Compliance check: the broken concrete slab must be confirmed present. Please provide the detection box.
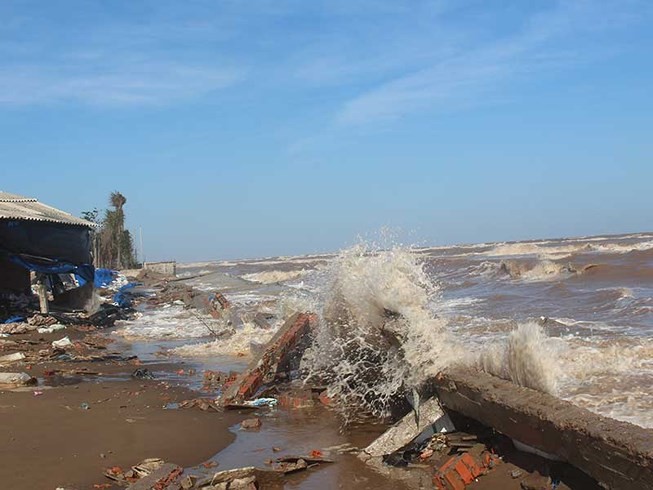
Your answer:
[126,462,182,489]
[221,312,316,404]
[0,351,26,363]
[433,367,653,490]
[361,396,455,459]
[195,467,283,488]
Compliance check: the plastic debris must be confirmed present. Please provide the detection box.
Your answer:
[0,352,26,363]
[233,398,277,408]
[52,337,73,349]
[37,324,66,334]
[131,368,155,380]
[81,402,90,410]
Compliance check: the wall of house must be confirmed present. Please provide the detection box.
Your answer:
[143,261,176,277]
[0,257,31,294]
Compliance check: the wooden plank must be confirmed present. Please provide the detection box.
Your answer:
[433,367,653,490]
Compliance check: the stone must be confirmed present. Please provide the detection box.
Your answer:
[240,418,262,430]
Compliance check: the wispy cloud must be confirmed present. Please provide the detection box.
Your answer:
[0,4,245,107]
[333,0,651,125]
[0,62,243,106]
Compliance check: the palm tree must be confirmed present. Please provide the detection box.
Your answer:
[109,192,126,268]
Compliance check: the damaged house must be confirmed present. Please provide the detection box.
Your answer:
[0,192,96,316]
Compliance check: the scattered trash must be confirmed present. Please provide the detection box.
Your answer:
[33,390,44,396]
[52,336,73,349]
[0,372,37,386]
[37,323,66,334]
[0,352,26,363]
[272,454,334,475]
[4,315,25,323]
[131,368,155,380]
[194,466,283,489]
[512,469,524,479]
[179,398,221,412]
[0,322,36,335]
[80,402,90,410]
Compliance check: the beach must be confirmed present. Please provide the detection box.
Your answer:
[0,231,651,489]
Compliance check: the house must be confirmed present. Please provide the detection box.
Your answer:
[0,192,96,314]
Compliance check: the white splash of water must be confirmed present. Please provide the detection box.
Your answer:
[478,322,564,394]
[301,242,567,419]
[241,269,309,284]
[169,321,275,357]
[302,243,465,418]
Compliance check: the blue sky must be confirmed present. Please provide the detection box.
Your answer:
[1,1,652,261]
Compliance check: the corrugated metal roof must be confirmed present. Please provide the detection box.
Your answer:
[0,192,96,228]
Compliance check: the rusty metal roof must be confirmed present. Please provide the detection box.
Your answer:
[0,192,96,228]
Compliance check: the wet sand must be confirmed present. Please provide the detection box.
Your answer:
[0,380,243,489]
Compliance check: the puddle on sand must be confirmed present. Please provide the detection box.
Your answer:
[207,406,419,490]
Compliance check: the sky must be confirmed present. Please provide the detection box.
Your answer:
[1,0,652,261]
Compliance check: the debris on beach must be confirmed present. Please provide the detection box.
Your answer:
[179,398,221,412]
[220,313,316,406]
[240,417,262,430]
[0,371,36,387]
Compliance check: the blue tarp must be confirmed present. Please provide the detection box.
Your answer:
[4,315,25,324]
[92,268,117,288]
[9,255,94,284]
[113,282,140,308]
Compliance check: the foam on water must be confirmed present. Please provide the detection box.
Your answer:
[169,321,275,358]
[113,304,225,339]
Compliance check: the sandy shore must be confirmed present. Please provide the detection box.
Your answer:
[0,380,243,489]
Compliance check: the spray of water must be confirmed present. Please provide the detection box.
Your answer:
[301,242,562,420]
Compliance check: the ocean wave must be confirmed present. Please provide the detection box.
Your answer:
[112,305,224,340]
[241,269,309,284]
[503,260,574,281]
[169,322,275,358]
[302,243,561,419]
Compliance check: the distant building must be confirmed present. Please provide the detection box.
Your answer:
[0,192,96,312]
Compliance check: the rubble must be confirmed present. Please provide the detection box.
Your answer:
[433,451,500,490]
[361,397,455,460]
[221,313,316,405]
[432,367,653,490]
[240,417,262,430]
[179,398,221,412]
[0,351,26,363]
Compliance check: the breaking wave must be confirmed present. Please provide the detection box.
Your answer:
[169,322,275,358]
[478,322,564,394]
[241,269,309,285]
[498,260,577,281]
[301,243,562,419]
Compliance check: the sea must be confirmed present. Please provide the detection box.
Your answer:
[108,231,653,487]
